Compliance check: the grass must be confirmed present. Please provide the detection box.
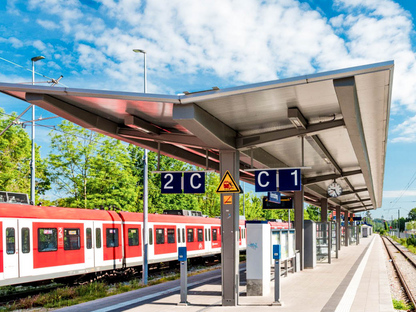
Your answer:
[0,264,221,311]
[392,298,414,310]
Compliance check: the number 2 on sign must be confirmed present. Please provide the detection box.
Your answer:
[291,170,298,186]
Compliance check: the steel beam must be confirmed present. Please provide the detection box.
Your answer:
[294,188,304,270]
[336,206,341,250]
[321,198,328,222]
[219,150,240,306]
[334,77,377,207]
[335,188,367,197]
[236,119,345,149]
[124,115,161,135]
[26,93,119,134]
[118,127,211,149]
[306,135,342,175]
[302,169,362,185]
[173,103,237,149]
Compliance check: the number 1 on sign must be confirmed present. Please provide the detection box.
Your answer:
[291,170,298,186]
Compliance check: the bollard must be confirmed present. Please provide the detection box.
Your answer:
[272,244,283,306]
[178,247,189,306]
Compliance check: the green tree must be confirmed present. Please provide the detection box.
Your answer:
[0,108,50,201]
[305,205,320,222]
[408,208,416,220]
[48,121,138,210]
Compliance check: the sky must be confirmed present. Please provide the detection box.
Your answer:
[1,0,416,219]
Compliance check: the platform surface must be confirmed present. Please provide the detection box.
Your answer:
[57,234,394,312]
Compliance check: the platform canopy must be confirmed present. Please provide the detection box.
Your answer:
[0,61,394,213]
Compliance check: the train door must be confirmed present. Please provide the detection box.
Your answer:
[85,222,94,269]
[3,219,18,279]
[93,223,103,267]
[18,219,33,278]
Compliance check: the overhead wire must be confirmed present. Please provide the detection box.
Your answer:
[0,111,120,147]
[0,56,68,87]
[388,170,416,209]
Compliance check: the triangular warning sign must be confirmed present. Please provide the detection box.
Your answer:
[216,170,241,193]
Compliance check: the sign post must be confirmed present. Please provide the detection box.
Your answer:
[272,244,282,306]
[178,247,188,306]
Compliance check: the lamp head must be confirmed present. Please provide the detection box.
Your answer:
[133,49,146,54]
[31,56,45,62]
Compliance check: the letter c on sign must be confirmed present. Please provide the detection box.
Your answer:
[258,171,270,188]
[190,173,201,189]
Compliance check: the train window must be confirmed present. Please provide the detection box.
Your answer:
[64,228,81,250]
[96,228,102,249]
[38,228,58,252]
[128,228,139,246]
[149,229,153,245]
[208,229,211,241]
[86,228,92,249]
[106,228,119,247]
[197,229,203,242]
[177,228,181,243]
[187,229,194,242]
[212,229,217,241]
[156,228,165,244]
[182,229,185,243]
[205,229,207,241]
[167,229,175,244]
[6,228,15,254]
[22,227,30,253]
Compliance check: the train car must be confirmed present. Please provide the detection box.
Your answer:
[0,203,123,286]
[0,203,247,287]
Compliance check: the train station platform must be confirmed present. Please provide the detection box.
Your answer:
[57,234,393,312]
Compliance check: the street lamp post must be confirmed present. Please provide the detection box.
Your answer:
[133,49,148,285]
[30,56,45,205]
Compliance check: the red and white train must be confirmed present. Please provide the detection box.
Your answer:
[0,203,249,286]
[0,203,292,286]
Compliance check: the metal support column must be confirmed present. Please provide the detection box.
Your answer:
[219,150,240,306]
[294,188,304,270]
[320,198,328,222]
[336,206,341,251]
[345,211,349,247]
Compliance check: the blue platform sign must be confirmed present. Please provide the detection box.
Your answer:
[268,191,281,204]
[273,244,281,260]
[184,172,205,193]
[278,168,301,191]
[161,172,182,193]
[178,246,187,261]
[255,170,277,192]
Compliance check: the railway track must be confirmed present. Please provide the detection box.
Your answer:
[382,236,416,309]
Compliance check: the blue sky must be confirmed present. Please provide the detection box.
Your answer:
[1,0,416,219]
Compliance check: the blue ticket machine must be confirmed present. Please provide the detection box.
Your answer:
[273,244,282,305]
[178,247,188,305]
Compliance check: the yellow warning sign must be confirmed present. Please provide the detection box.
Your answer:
[223,195,233,205]
[216,170,241,193]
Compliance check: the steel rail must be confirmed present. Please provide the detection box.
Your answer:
[382,236,416,308]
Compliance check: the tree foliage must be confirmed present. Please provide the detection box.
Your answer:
[0,108,50,201]
[48,121,138,210]
[409,208,416,220]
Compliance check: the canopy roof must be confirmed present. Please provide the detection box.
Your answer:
[0,61,394,212]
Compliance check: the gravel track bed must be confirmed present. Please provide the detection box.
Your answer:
[383,236,416,309]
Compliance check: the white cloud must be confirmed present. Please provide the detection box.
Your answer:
[383,190,416,198]
[36,19,59,30]
[17,0,416,143]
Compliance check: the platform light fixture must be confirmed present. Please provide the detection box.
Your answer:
[288,107,307,129]
[30,55,45,205]
[133,48,149,286]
